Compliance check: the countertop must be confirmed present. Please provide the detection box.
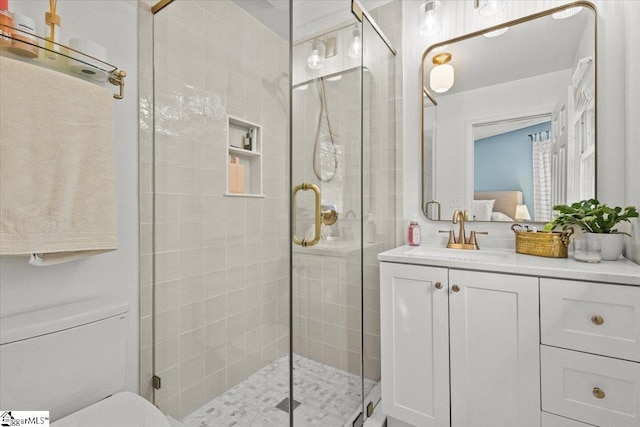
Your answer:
[378,245,640,286]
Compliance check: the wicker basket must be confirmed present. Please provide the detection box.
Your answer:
[511,224,574,258]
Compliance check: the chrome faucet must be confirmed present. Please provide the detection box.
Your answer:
[439,209,487,250]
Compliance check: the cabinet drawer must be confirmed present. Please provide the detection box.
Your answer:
[541,345,640,427]
[541,411,595,426]
[540,279,640,362]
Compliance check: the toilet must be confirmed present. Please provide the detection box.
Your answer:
[0,298,169,426]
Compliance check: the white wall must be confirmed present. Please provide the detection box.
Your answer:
[0,0,139,392]
[623,1,640,264]
[402,0,635,253]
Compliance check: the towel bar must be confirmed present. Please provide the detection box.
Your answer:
[0,23,126,100]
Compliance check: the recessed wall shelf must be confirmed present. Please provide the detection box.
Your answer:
[229,146,261,157]
[0,24,126,99]
[225,115,264,197]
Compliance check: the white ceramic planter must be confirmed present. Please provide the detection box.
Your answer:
[585,233,624,261]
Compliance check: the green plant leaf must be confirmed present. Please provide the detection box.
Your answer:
[546,199,638,235]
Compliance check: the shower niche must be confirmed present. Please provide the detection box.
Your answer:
[225,115,263,197]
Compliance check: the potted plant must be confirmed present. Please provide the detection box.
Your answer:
[544,199,638,260]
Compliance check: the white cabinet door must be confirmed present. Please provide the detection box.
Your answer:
[380,262,449,427]
[449,270,540,427]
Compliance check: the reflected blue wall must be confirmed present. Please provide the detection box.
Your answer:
[474,122,551,217]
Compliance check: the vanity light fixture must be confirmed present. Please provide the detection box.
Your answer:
[515,204,532,222]
[307,39,326,70]
[552,6,583,20]
[430,52,454,93]
[475,0,506,17]
[483,27,509,38]
[419,0,442,37]
[348,27,362,59]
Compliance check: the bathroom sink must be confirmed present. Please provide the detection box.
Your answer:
[405,246,510,262]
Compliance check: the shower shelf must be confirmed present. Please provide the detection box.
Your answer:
[0,24,126,99]
[225,115,263,197]
[229,146,260,157]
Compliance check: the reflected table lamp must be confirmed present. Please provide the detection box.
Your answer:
[515,204,531,222]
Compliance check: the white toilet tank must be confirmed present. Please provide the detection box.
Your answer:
[0,298,129,421]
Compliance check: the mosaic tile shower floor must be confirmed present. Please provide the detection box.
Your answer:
[182,354,376,427]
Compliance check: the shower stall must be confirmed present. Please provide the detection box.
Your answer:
[140,1,398,425]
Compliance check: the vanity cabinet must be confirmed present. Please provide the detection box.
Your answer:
[380,264,540,427]
[379,246,640,427]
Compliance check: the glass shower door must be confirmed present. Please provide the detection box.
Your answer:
[290,14,366,427]
[360,9,397,415]
[289,74,367,423]
[290,1,396,424]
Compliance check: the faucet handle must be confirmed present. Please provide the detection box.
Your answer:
[439,230,455,245]
[468,231,488,248]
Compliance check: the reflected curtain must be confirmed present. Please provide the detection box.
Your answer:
[532,132,551,221]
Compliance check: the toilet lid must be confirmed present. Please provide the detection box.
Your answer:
[51,392,169,427]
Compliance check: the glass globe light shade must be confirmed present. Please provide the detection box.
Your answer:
[348,28,361,59]
[477,0,506,17]
[430,63,454,93]
[307,40,326,70]
[419,0,442,37]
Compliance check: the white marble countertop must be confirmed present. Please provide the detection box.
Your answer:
[378,245,640,286]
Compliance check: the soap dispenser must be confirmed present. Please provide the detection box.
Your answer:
[408,214,421,246]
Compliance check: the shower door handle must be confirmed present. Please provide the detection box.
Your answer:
[292,182,321,247]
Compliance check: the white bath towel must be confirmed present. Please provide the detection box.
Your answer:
[0,56,118,264]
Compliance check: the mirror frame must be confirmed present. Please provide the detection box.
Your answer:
[421,1,597,222]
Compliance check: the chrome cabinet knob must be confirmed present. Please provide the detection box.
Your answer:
[435,282,443,289]
[452,284,460,292]
[591,315,604,326]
